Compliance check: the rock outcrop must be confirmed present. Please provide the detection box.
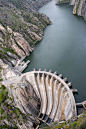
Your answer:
[0,1,52,127]
[55,0,86,21]
[13,32,32,56]
[0,59,40,129]
[73,0,86,21]
[0,0,52,66]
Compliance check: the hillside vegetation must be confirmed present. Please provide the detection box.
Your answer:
[0,0,51,66]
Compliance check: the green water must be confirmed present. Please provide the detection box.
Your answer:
[24,0,86,103]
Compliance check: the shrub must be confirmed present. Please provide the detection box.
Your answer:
[0,93,6,104]
[5,91,8,95]
[9,97,12,100]
[1,85,5,90]
[0,88,8,104]
[70,121,77,129]
[0,78,3,81]
[0,124,18,129]
[11,110,14,113]
[8,105,11,109]
[83,110,86,114]
[5,114,8,117]
[80,122,86,129]
[14,126,18,129]
[0,107,4,114]
[16,108,20,112]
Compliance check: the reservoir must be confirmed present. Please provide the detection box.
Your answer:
[24,0,86,103]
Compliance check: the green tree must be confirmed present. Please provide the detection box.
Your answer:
[1,85,5,90]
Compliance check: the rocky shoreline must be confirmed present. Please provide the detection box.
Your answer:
[0,59,40,129]
[55,0,86,21]
[0,0,52,128]
[0,0,52,67]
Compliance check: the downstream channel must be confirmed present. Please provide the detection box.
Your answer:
[24,0,86,103]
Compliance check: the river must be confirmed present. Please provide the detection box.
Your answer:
[24,0,86,103]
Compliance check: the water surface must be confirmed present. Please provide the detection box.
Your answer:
[24,0,86,103]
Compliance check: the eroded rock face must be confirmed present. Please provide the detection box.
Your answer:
[0,0,52,128]
[0,24,7,35]
[0,59,8,69]
[7,26,13,33]
[27,30,42,41]
[0,60,40,128]
[73,0,86,21]
[55,0,86,21]
[13,32,32,56]
[0,3,51,65]
[0,24,32,58]
[4,76,40,116]
[0,59,21,80]
[10,36,25,57]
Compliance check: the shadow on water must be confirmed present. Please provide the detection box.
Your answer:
[74,14,86,21]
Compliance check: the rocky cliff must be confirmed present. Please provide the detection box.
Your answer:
[0,0,51,66]
[0,0,52,128]
[0,59,41,128]
[73,0,86,21]
[55,0,86,21]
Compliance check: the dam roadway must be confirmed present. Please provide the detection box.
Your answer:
[24,0,86,103]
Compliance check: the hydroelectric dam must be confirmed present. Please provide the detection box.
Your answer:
[24,69,77,125]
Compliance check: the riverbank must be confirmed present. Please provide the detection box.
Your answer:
[0,0,52,128]
[0,0,52,66]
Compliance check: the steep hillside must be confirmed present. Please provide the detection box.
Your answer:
[43,110,86,129]
[0,1,52,128]
[0,59,40,129]
[0,0,51,66]
[0,0,51,12]
[73,0,86,21]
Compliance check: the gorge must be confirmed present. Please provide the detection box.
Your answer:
[24,0,86,104]
[0,0,86,128]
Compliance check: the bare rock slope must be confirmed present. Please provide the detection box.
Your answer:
[0,0,51,65]
[55,0,86,21]
[0,59,40,129]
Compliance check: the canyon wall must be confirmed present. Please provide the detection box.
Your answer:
[0,0,51,66]
[55,0,86,21]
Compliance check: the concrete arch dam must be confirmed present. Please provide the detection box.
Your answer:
[23,69,77,124]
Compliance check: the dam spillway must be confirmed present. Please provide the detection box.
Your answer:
[24,69,77,124]
[24,0,86,104]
